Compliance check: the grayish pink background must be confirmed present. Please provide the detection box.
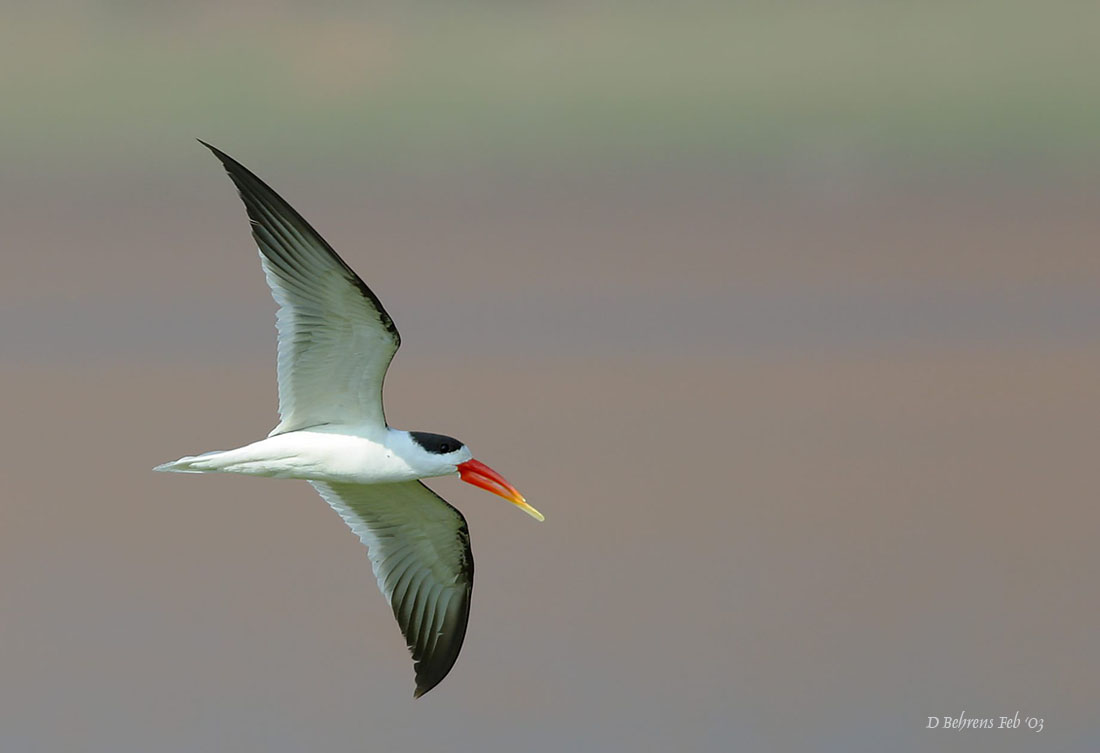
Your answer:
[2,4,1098,751]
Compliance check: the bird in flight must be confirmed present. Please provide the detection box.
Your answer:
[156,141,544,698]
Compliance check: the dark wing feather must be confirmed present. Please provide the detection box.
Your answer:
[309,480,474,698]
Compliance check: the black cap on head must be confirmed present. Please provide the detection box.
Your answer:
[409,432,464,455]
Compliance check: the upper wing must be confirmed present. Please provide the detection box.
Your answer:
[201,141,401,434]
[309,480,474,698]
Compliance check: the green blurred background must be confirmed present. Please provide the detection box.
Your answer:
[5,0,1100,176]
[2,3,1098,752]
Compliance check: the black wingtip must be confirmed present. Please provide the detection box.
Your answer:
[196,140,242,174]
[412,675,439,699]
[196,138,219,157]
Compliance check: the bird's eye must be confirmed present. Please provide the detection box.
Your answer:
[440,443,452,453]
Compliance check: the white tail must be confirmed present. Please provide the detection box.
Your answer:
[153,450,230,474]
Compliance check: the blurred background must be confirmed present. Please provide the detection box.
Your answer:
[2,2,1098,751]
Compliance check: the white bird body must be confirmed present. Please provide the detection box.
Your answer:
[158,426,472,484]
[156,142,542,698]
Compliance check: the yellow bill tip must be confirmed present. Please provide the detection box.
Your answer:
[516,498,546,522]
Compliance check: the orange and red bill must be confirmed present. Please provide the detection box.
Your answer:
[457,459,544,521]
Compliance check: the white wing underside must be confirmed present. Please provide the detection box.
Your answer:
[203,142,401,435]
[263,253,397,434]
[310,480,473,698]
